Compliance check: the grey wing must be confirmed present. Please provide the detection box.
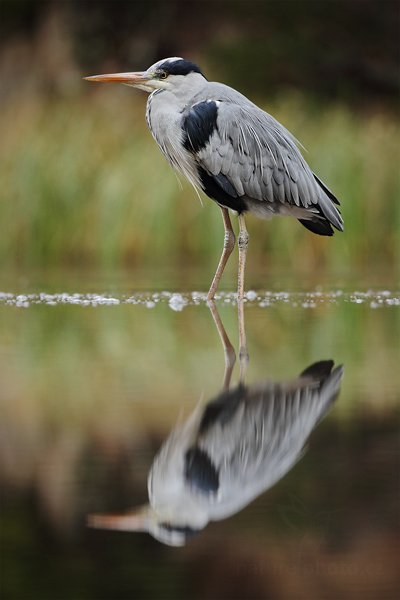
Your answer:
[184,99,343,231]
[199,362,344,520]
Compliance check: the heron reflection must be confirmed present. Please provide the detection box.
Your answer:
[88,302,343,546]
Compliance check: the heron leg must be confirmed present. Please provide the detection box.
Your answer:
[237,214,249,375]
[207,207,236,301]
[238,298,249,381]
[208,299,236,390]
[237,214,249,302]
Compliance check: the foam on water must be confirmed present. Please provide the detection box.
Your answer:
[0,290,399,310]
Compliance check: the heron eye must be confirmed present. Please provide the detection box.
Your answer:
[158,71,168,80]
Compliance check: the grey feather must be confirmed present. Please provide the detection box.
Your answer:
[144,63,343,233]
[290,178,300,206]
[188,93,342,227]
[148,361,344,533]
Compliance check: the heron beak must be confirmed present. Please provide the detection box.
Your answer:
[84,71,151,86]
[87,506,150,531]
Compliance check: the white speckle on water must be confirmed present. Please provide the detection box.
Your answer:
[258,301,270,308]
[191,291,207,304]
[168,293,187,312]
[386,297,400,306]
[246,290,258,301]
[301,302,317,308]
[0,289,399,309]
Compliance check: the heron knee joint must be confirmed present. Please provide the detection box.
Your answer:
[238,231,249,249]
[224,230,236,250]
[239,347,249,365]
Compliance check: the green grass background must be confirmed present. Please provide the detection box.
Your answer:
[1,89,399,278]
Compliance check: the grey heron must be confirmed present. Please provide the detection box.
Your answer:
[85,57,344,299]
[88,359,343,546]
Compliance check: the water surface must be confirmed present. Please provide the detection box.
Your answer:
[0,273,399,599]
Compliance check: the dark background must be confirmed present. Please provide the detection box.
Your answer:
[1,0,399,104]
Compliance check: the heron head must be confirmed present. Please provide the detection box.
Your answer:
[84,57,205,94]
[87,503,203,547]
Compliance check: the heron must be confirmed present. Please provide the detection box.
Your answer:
[85,57,344,300]
[88,359,343,546]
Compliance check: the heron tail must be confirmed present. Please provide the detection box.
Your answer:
[298,173,344,236]
[298,217,335,236]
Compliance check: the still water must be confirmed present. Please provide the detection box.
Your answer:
[0,274,399,600]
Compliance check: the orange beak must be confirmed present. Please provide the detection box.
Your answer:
[87,507,150,532]
[84,71,151,85]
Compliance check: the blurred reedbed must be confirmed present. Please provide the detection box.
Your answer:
[0,90,399,275]
[1,1,399,278]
